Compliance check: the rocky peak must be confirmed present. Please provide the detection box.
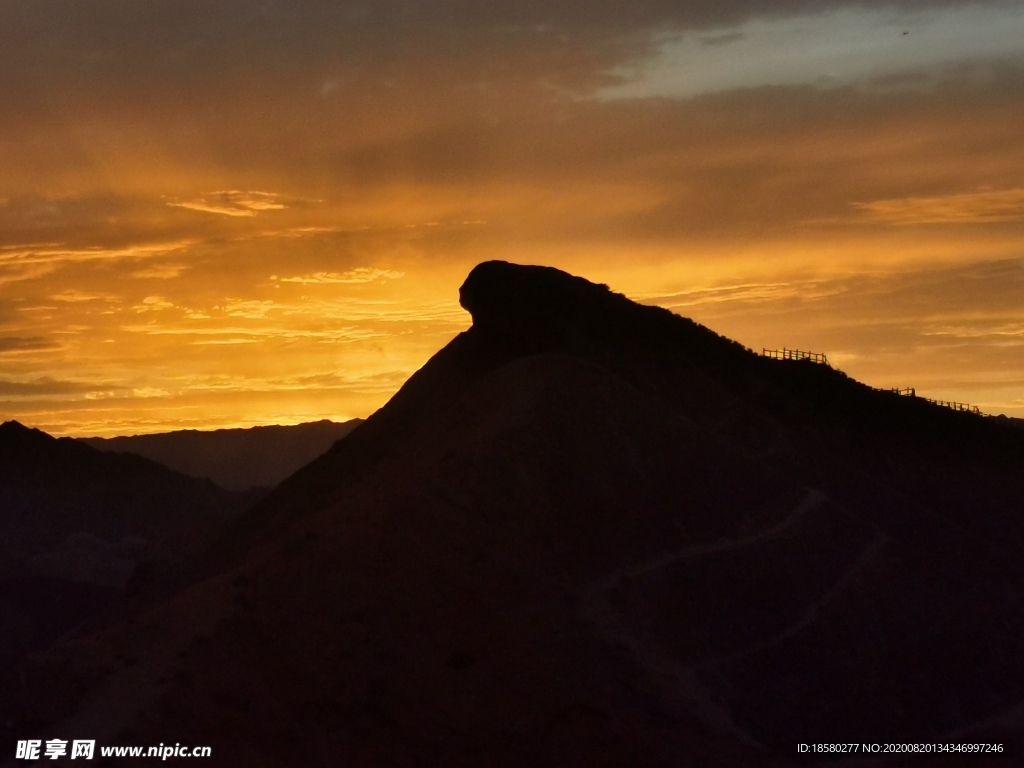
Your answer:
[458,260,624,344]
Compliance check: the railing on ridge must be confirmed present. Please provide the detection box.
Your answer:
[762,347,984,415]
[890,387,982,415]
[761,348,831,367]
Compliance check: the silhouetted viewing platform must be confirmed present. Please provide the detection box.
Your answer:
[762,347,831,367]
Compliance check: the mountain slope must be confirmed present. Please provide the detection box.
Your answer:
[0,421,242,558]
[80,419,363,491]
[12,262,1024,766]
[0,421,248,698]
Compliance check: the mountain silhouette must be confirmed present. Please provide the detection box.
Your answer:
[0,421,249,700]
[10,262,1024,766]
[0,421,243,559]
[80,419,363,491]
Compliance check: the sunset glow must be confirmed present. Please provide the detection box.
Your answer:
[3,0,1024,435]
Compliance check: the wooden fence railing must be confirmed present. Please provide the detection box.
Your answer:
[761,348,831,367]
[763,347,984,415]
[890,387,982,415]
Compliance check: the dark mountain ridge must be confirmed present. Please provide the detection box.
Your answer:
[0,420,241,556]
[0,420,251,707]
[80,419,363,491]
[10,261,1024,766]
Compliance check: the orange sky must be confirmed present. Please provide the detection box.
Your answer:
[2,0,1024,435]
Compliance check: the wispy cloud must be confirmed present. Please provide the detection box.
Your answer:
[0,241,191,267]
[922,321,1024,341]
[273,268,405,285]
[120,324,388,344]
[260,226,343,239]
[273,296,466,326]
[121,292,464,329]
[167,191,286,217]
[50,289,118,303]
[159,369,412,396]
[132,263,188,279]
[853,188,1024,225]
[0,376,117,398]
[640,280,838,309]
[221,299,277,319]
[132,296,176,312]
[279,369,410,395]
[0,336,61,353]
[0,242,192,286]
[700,31,745,47]
[51,325,92,335]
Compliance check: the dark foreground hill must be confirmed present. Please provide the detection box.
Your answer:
[0,421,244,566]
[80,419,363,491]
[0,421,247,693]
[10,262,1024,766]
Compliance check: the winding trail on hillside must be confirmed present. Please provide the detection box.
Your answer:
[577,487,889,745]
[690,532,889,672]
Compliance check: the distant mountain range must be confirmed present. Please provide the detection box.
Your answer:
[10,262,1024,766]
[80,419,363,491]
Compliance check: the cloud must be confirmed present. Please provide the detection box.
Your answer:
[222,299,277,319]
[272,296,466,326]
[852,188,1024,225]
[922,322,1024,341]
[133,296,176,312]
[596,3,1024,100]
[700,31,746,47]
[120,323,388,344]
[167,191,286,217]
[131,387,173,398]
[273,268,406,285]
[0,241,191,268]
[52,325,92,335]
[650,258,1024,394]
[281,369,411,394]
[640,280,839,309]
[132,263,188,279]
[0,336,60,353]
[260,226,342,239]
[0,376,107,397]
[50,289,119,303]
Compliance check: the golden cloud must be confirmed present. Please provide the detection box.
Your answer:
[50,289,119,303]
[167,191,286,217]
[640,280,841,309]
[0,241,191,285]
[120,323,388,344]
[852,188,1024,225]
[0,336,61,354]
[133,296,176,312]
[222,299,277,319]
[132,263,189,279]
[274,268,405,285]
